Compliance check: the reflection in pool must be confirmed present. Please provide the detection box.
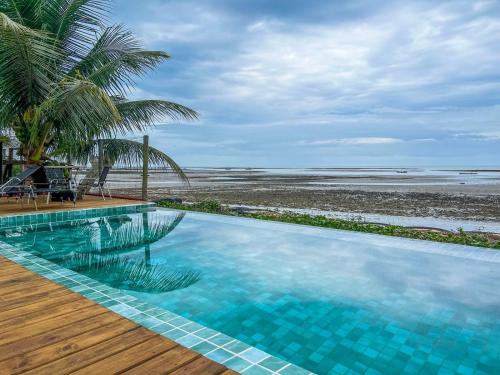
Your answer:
[2,208,500,374]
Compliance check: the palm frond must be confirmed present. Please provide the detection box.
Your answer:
[115,99,198,132]
[0,0,39,26]
[55,138,189,182]
[39,0,109,61]
[72,25,169,95]
[34,78,122,142]
[0,11,59,116]
[61,252,201,293]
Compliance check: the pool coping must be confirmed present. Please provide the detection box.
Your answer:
[0,204,314,375]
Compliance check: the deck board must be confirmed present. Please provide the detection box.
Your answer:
[0,196,143,216]
[0,257,237,375]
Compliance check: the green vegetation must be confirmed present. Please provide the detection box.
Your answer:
[0,0,196,179]
[158,199,500,249]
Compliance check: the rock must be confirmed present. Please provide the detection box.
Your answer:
[156,197,183,204]
[231,206,253,214]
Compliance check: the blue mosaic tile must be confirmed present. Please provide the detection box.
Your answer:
[225,356,254,372]
[259,356,291,372]
[278,364,311,375]
[242,365,274,375]
[224,340,253,355]
[210,333,236,346]
[191,340,219,355]
[194,327,220,340]
[176,334,204,348]
[240,347,271,363]
[150,323,175,335]
[205,348,235,363]
[164,328,189,340]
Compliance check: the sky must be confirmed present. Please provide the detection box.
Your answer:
[114,0,500,168]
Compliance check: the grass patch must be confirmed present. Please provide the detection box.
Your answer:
[157,199,500,250]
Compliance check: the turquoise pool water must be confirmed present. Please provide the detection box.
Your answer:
[1,208,499,374]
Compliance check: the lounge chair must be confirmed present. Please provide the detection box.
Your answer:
[0,166,40,195]
[75,166,112,201]
[0,166,41,207]
[94,166,112,200]
[35,167,77,205]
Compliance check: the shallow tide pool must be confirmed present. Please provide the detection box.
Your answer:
[2,208,499,374]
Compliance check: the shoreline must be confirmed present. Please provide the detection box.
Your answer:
[224,204,500,233]
[103,167,500,229]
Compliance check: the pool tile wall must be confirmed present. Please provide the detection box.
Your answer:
[0,203,156,229]
[0,205,313,375]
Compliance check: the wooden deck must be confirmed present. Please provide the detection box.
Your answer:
[0,257,237,375]
[0,195,143,216]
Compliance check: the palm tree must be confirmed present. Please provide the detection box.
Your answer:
[0,1,196,179]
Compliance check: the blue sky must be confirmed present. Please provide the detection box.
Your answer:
[115,0,500,168]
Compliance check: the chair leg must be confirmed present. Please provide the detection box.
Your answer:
[46,193,50,204]
[100,186,105,200]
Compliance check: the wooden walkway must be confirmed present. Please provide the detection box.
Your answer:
[0,257,237,375]
[0,196,143,216]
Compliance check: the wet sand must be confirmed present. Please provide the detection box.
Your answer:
[106,168,500,222]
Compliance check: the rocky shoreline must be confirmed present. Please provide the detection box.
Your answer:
[105,168,500,222]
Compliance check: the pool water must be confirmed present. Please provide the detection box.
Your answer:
[2,209,499,374]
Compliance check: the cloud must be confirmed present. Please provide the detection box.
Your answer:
[299,137,402,146]
[114,0,500,167]
[453,131,500,141]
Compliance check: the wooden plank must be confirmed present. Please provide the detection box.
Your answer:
[0,271,36,282]
[72,335,177,374]
[0,293,81,322]
[169,356,228,375]
[124,345,201,375]
[24,327,156,374]
[0,272,45,285]
[0,196,143,216]
[0,282,65,302]
[0,297,96,332]
[0,288,72,312]
[0,278,52,296]
[0,305,107,346]
[0,268,33,278]
[0,264,30,275]
[0,311,121,362]
[0,318,137,374]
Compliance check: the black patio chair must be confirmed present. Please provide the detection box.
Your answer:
[0,166,41,195]
[94,166,112,200]
[0,166,41,207]
[33,167,77,206]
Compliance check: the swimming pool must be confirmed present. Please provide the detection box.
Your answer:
[1,207,499,374]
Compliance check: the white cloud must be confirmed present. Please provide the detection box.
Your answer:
[115,0,500,167]
[299,137,402,146]
[173,0,500,134]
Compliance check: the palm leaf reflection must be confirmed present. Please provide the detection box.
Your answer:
[94,212,185,253]
[47,211,186,255]
[61,253,200,293]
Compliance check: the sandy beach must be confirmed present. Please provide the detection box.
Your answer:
[105,167,500,225]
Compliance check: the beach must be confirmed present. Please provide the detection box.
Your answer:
[105,167,500,230]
